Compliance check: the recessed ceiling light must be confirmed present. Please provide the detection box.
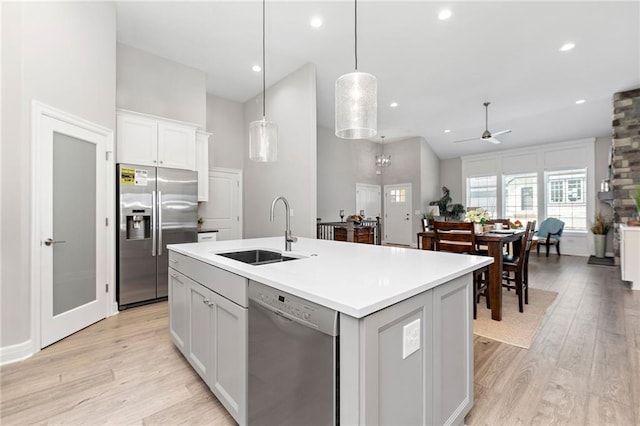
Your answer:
[252,65,261,72]
[390,102,398,108]
[444,129,451,133]
[575,99,586,104]
[438,9,452,20]
[310,17,323,28]
[559,42,575,52]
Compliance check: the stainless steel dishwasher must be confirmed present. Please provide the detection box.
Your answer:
[248,280,339,426]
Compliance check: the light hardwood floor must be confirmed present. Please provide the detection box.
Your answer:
[1,254,638,425]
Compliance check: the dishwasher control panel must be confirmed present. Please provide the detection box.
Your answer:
[248,280,338,336]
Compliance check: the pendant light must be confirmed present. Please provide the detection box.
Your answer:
[335,0,377,139]
[249,0,278,162]
[375,135,391,167]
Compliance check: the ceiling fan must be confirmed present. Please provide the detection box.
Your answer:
[453,102,511,144]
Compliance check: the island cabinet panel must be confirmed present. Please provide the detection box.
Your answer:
[168,251,248,425]
[340,274,472,426]
[168,269,189,355]
[432,275,473,425]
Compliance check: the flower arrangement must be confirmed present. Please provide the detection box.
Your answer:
[590,212,612,235]
[347,214,363,224]
[509,219,523,229]
[465,208,490,224]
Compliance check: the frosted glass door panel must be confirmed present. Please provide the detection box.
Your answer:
[52,132,96,316]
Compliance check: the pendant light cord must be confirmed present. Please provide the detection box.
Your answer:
[262,0,266,119]
[354,0,358,71]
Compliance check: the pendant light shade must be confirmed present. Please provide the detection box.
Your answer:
[249,0,277,162]
[249,118,278,161]
[335,0,377,140]
[335,72,377,139]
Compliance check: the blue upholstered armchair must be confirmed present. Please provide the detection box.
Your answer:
[533,218,565,257]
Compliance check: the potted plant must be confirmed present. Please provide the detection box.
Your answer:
[590,212,611,258]
[197,216,204,231]
[465,208,490,234]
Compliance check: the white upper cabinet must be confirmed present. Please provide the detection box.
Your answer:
[117,110,198,171]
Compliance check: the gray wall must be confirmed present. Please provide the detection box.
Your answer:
[117,43,206,128]
[1,2,116,348]
[421,138,442,215]
[317,126,380,222]
[439,157,463,204]
[206,94,244,170]
[242,64,317,239]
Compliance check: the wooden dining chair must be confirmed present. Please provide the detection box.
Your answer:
[501,221,535,312]
[433,221,490,319]
[486,218,510,229]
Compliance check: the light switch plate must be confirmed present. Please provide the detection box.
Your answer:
[402,318,421,359]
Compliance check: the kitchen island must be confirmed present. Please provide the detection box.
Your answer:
[167,237,492,425]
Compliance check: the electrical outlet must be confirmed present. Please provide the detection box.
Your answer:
[402,318,421,359]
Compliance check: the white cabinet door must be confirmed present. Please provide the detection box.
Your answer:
[187,281,212,381]
[116,113,157,167]
[196,131,211,201]
[210,291,247,425]
[168,268,189,355]
[158,122,196,170]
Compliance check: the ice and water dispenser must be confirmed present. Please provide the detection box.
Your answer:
[125,208,151,240]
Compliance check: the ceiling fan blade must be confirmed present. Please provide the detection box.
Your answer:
[482,136,502,144]
[453,137,481,144]
[491,129,512,137]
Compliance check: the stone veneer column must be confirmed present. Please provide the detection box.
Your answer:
[612,88,640,258]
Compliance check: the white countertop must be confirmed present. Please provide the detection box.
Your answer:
[167,237,493,318]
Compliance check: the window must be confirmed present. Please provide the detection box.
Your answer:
[389,189,406,203]
[466,176,497,218]
[546,169,587,230]
[503,173,537,223]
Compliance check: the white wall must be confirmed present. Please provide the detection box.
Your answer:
[420,138,442,215]
[317,126,380,222]
[117,43,206,128]
[206,94,244,170]
[439,157,463,204]
[242,64,317,239]
[1,2,116,350]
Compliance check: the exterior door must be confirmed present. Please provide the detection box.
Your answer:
[384,183,413,245]
[356,183,381,219]
[200,168,242,241]
[38,110,108,348]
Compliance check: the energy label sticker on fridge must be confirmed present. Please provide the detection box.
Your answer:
[120,168,135,185]
[134,169,148,186]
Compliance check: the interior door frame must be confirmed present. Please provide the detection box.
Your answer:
[30,101,115,355]
[383,182,413,246]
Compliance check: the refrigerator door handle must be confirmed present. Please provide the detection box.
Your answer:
[151,190,157,257]
[158,191,163,256]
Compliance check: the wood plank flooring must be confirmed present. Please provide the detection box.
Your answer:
[1,254,638,425]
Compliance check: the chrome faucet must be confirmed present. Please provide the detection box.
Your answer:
[270,196,297,251]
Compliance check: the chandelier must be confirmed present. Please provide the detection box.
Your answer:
[375,135,391,167]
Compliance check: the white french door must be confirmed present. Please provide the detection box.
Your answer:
[36,104,109,348]
[356,183,381,219]
[384,183,413,245]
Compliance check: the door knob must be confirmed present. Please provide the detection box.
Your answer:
[44,238,66,246]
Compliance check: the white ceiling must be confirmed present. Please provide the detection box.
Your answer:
[116,1,640,159]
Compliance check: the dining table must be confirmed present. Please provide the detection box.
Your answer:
[417,228,526,321]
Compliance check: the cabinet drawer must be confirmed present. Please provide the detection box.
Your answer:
[169,251,248,307]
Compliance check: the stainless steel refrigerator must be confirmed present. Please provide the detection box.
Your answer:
[117,163,197,309]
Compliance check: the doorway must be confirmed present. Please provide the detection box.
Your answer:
[200,168,243,241]
[355,183,381,220]
[384,183,413,245]
[33,102,113,348]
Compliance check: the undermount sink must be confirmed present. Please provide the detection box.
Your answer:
[217,249,300,266]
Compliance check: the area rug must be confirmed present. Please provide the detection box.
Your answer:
[587,255,615,266]
[473,288,558,349]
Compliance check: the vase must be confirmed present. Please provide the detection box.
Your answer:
[474,223,483,234]
[593,234,606,258]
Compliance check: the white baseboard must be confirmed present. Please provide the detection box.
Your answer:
[0,339,37,366]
